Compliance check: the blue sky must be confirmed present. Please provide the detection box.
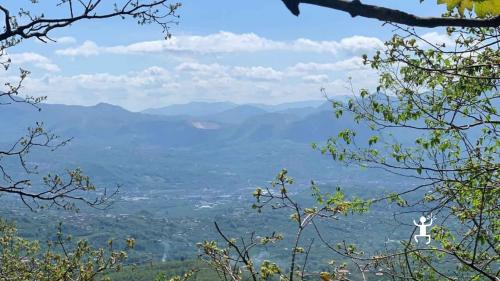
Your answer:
[4,1,450,111]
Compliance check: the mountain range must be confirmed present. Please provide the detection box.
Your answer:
[4,99,367,146]
[2,99,409,195]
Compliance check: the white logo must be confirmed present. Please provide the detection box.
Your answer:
[413,214,433,244]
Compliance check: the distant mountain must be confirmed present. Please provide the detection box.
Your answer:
[204,105,268,124]
[1,100,377,146]
[1,102,224,147]
[251,100,326,112]
[142,102,237,117]
[227,112,297,142]
[142,100,329,118]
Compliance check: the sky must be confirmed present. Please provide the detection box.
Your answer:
[3,1,451,112]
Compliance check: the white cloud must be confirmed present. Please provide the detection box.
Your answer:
[232,66,284,81]
[288,57,366,74]
[16,57,378,111]
[15,66,177,109]
[109,32,283,54]
[55,40,99,56]
[17,31,387,111]
[291,36,383,54]
[302,74,329,83]
[56,31,384,56]
[56,66,171,90]
[35,36,77,45]
[419,32,455,47]
[55,36,77,44]
[8,52,60,72]
[176,63,284,81]
[176,62,228,77]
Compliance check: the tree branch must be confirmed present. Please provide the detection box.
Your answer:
[0,1,180,42]
[281,0,500,28]
[0,5,11,34]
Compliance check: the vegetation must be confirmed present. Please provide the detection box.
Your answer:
[0,219,131,281]
[105,260,217,281]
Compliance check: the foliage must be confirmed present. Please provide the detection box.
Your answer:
[0,219,133,281]
[437,0,500,17]
[104,260,218,281]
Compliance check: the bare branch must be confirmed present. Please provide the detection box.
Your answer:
[281,0,500,28]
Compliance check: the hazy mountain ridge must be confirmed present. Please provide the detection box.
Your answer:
[141,100,327,117]
[3,100,350,146]
[2,99,411,194]
[142,101,238,117]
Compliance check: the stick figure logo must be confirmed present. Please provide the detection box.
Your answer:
[413,214,433,244]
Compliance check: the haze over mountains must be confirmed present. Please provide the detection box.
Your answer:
[3,98,389,194]
[4,97,428,186]
[1,99,418,263]
[142,100,327,117]
[4,99,365,146]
